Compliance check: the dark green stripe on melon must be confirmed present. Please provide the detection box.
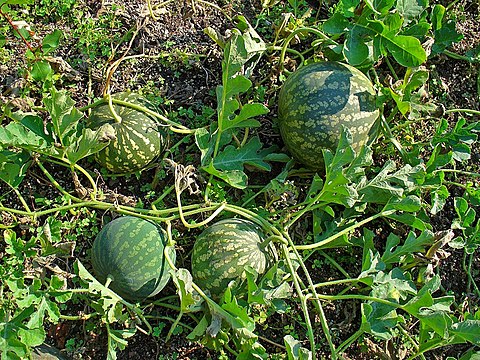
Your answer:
[278,61,379,169]
[191,218,276,298]
[91,216,175,302]
[88,92,165,173]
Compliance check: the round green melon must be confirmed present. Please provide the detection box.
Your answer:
[88,92,165,173]
[278,61,379,169]
[91,216,175,302]
[191,218,276,297]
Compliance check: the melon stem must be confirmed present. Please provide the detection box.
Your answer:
[106,94,123,123]
[105,275,114,288]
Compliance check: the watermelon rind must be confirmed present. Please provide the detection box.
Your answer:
[87,92,165,173]
[191,218,276,297]
[91,216,175,302]
[278,61,379,169]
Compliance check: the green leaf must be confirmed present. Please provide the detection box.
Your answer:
[202,161,247,189]
[232,15,267,78]
[19,113,55,143]
[42,29,63,54]
[385,211,429,230]
[383,34,427,67]
[344,20,427,66]
[206,26,270,187]
[370,0,395,15]
[284,335,312,360]
[222,103,267,131]
[172,269,203,313]
[431,185,449,215]
[403,69,429,98]
[17,326,45,348]
[386,195,422,212]
[418,308,454,338]
[430,4,445,31]
[75,261,125,323]
[344,25,373,66]
[107,327,136,360]
[358,161,424,204]
[195,127,214,165]
[221,292,255,333]
[66,125,111,164]
[323,12,351,35]
[214,137,273,172]
[432,20,463,55]
[396,0,428,24]
[361,302,402,340]
[381,230,435,265]
[337,0,361,17]
[43,88,83,147]
[30,60,53,82]
[0,150,31,188]
[0,121,52,152]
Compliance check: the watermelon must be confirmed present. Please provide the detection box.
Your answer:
[278,61,379,169]
[91,216,175,302]
[87,92,165,173]
[191,218,276,297]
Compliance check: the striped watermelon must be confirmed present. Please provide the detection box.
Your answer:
[278,61,379,169]
[87,92,165,173]
[91,216,175,302]
[191,218,276,297]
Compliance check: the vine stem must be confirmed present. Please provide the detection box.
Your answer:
[11,186,32,214]
[78,98,194,133]
[444,108,480,116]
[106,93,122,123]
[175,182,226,228]
[280,243,318,357]
[47,158,99,196]
[308,278,360,290]
[313,294,403,309]
[278,27,339,71]
[463,251,480,298]
[282,231,337,358]
[318,250,351,278]
[60,313,96,321]
[335,329,363,357]
[0,8,34,51]
[434,168,480,178]
[295,210,395,251]
[443,49,476,63]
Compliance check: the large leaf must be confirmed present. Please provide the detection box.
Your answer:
[0,150,31,188]
[66,125,112,164]
[396,0,428,24]
[450,321,480,345]
[43,88,83,147]
[198,21,271,188]
[381,230,435,265]
[213,137,273,172]
[357,161,425,204]
[202,161,247,189]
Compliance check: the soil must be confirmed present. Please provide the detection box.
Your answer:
[1,0,480,359]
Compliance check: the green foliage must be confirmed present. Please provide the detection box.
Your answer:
[1,1,479,359]
[196,18,283,189]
